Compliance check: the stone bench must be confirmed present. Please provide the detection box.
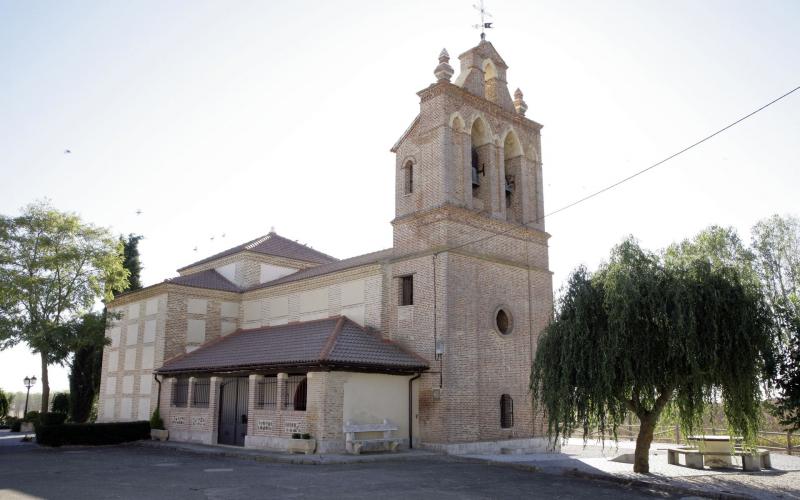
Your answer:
[343,419,400,455]
[668,446,772,471]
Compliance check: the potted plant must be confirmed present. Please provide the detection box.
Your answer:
[20,411,39,433]
[150,408,168,441]
[288,432,316,454]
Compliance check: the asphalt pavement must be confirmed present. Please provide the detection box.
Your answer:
[0,431,672,500]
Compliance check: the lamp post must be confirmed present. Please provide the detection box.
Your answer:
[23,376,37,416]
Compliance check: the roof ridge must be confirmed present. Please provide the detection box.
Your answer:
[243,233,273,250]
[319,316,346,361]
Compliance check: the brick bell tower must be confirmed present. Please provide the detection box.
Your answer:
[388,41,553,451]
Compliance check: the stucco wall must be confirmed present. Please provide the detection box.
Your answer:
[342,372,416,444]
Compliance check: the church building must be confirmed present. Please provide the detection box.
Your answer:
[98,39,554,454]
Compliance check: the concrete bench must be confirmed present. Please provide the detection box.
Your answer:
[668,447,772,471]
[343,419,400,455]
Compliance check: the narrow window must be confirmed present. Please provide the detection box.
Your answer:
[500,394,514,428]
[504,175,514,208]
[257,376,277,409]
[404,162,414,194]
[400,275,414,306]
[283,375,307,412]
[172,377,188,408]
[471,147,481,188]
[192,378,210,408]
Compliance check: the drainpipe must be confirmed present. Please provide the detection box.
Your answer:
[153,373,162,412]
[408,372,421,449]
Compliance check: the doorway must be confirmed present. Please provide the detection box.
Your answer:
[217,377,249,446]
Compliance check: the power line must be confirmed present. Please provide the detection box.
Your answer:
[437,84,800,256]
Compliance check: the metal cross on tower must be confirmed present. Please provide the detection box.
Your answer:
[472,0,493,40]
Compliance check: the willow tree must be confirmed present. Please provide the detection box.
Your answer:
[531,234,776,473]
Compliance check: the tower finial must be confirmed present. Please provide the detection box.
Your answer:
[472,1,494,41]
[513,88,528,116]
[434,48,454,83]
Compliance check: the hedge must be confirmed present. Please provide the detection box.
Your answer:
[36,421,150,447]
[39,412,67,426]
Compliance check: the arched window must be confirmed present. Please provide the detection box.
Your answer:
[284,375,307,412]
[502,131,523,222]
[403,161,414,195]
[470,117,491,209]
[293,378,307,411]
[500,394,514,428]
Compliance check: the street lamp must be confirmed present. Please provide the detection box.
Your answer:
[23,376,37,416]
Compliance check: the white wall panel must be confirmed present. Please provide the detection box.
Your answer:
[141,346,155,370]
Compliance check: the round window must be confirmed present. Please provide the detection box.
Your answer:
[495,307,512,335]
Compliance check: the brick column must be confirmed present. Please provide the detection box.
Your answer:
[188,377,196,408]
[277,373,287,411]
[163,378,175,427]
[209,377,221,444]
[277,373,287,435]
[248,374,263,436]
[305,372,322,441]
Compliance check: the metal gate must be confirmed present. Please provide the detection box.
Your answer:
[218,377,249,446]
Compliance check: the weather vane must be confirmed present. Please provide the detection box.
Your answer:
[472,0,493,40]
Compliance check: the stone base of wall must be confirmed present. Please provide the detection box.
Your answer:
[420,437,557,455]
[244,435,291,451]
[169,430,214,445]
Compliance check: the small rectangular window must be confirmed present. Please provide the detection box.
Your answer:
[172,377,188,408]
[256,376,278,409]
[192,378,210,408]
[400,275,414,306]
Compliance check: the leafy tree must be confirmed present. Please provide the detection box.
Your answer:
[121,234,143,291]
[752,215,800,430]
[0,389,12,418]
[67,312,108,422]
[531,234,776,473]
[0,201,129,413]
[51,392,70,414]
[68,234,142,422]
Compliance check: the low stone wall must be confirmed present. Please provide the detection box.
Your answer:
[166,408,214,445]
[421,437,557,455]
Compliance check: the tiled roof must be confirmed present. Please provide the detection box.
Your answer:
[177,232,338,272]
[157,316,428,375]
[246,248,393,291]
[166,269,241,293]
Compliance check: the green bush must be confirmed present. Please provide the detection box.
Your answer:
[149,408,164,430]
[35,421,151,447]
[10,418,22,432]
[0,388,12,417]
[40,412,67,426]
[51,393,70,415]
[0,416,18,430]
[24,411,40,423]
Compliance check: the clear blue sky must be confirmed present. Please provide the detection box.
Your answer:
[1,0,798,393]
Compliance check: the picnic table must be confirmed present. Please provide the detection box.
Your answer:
[687,435,738,466]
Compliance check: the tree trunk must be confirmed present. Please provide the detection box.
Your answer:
[634,414,656,473]
[40,353,50,413]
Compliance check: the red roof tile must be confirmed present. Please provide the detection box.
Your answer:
[177,232,338,272]
[156,316,428,375]
[166,269,240,292]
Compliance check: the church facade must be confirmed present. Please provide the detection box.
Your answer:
[98,40,553,454]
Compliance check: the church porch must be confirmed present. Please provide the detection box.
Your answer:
[155,316,428,453]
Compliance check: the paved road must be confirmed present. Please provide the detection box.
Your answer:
[0,434,674,499]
